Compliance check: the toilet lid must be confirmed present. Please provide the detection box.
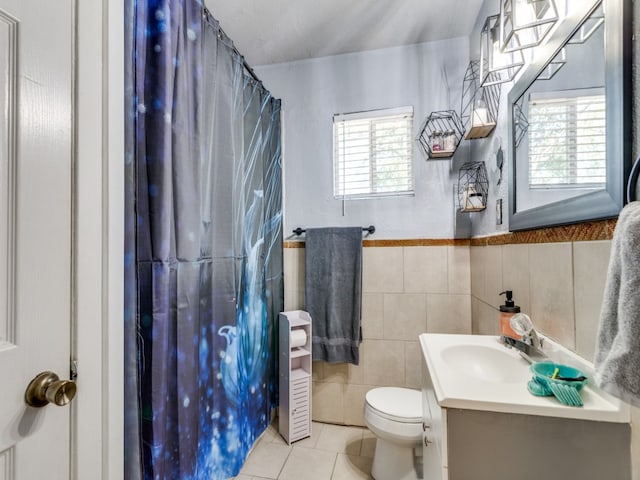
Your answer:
[365,387,422,423]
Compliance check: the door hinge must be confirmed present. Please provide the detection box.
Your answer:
[70,359,78,381]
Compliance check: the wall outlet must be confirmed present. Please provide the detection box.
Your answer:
[496,198,503,225]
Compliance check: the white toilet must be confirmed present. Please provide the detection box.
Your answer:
[364,387,423,480]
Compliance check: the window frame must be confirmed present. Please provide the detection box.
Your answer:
[332,106,414,200]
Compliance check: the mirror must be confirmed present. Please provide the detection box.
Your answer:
[508,0,631,231]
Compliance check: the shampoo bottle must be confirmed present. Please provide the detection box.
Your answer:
[499,290,521,338]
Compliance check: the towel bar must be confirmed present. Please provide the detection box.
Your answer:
[292,225,375,236]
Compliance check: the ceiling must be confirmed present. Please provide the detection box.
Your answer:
[205,0,485,66]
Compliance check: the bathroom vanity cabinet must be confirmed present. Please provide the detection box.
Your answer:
[420,341,631,480]
[278,310,312,444]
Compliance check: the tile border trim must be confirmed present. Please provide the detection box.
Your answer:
[469,218,617,246]
[283,219,616,248]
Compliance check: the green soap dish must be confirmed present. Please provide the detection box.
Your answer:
[527,378,552,397]
[529,362,588,407]
[548,382,584,407]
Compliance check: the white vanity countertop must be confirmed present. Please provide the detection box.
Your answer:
[419,333,630,423]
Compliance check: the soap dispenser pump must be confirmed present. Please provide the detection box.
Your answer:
[499,290,521,338]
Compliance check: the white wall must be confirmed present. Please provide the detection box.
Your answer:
[256,38,470,239]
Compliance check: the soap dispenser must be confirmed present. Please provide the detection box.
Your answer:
[499,290,521,339]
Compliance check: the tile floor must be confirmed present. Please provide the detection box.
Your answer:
[232,422,376,480]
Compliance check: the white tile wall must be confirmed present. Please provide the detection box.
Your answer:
[471,240,612,361]
[382,294,427,341]
[361,339,406,388]
[362,247,404,294]
[529,243,576,349]
[285,240,637,478]
[573,241,612,360]
[403,246,448,293]
[501,244,531,315]
[285,244,472,426]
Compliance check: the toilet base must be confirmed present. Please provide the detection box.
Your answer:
[371,437,419,480]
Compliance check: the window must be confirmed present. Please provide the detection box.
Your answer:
[333,106,414,198]
[528,90,605,189]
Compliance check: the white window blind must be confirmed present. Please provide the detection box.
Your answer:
[528,92,606,189]
[333,106,414,198]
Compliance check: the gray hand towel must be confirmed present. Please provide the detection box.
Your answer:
[594,201,640,407]
[305,227,362,365]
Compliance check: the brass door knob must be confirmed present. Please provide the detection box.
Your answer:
[25,371,77,408]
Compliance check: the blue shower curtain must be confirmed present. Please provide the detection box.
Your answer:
[124,2,283,479]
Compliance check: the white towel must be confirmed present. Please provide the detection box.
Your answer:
[594,201,640,407]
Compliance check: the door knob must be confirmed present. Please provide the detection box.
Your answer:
[25,371,77,407]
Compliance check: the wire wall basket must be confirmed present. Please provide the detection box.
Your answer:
[457,161,489,212]
[513,97,529,148]
[417,110,465,160]
[460,60,501,140]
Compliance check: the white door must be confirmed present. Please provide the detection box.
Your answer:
[0,0,74,477]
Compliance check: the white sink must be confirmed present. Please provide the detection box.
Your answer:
[440,344,529,384]
[419,333,630,423]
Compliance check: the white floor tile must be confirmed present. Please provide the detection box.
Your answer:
[258,424,278,444]
[239,441,291,479]
[294,421,324,449]
[269,428,289,446]
[278,446,337,480]
[240,422,382,480]
[315,424,365,455]
[331,454,373,480]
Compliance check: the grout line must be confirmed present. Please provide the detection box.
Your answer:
[328,451,339,480]
[275,445,294,480]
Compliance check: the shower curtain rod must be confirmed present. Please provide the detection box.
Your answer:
[292,225,376,236]
[203,7,262,84]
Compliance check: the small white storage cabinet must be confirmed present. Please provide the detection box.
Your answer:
[278,310,312,444]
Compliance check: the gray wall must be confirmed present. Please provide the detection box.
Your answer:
[256,38,470,239]
[470,0,638,236]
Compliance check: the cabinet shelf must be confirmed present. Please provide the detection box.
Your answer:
[291,368,311,381]
[430,148,456,159]
[291,347,310,358]
[290,317,309,328]
[464,122,497,140]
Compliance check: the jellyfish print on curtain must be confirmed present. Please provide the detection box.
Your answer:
[124,2,283,479]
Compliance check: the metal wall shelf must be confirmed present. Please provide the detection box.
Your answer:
[417,110,465,160]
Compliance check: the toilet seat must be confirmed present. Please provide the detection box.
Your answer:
[365,387,421,423]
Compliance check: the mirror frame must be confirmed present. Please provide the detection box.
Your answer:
[508,0,632,231]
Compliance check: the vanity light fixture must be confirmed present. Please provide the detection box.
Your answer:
[500,0,559,52]
[480,15,525,87]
